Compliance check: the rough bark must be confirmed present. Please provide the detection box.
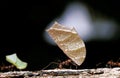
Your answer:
[0,67,120,78]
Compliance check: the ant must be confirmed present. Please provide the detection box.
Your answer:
[106,58,120,67]
[107,61,120,67]
[42,59,78,70]
[0,64,16,71]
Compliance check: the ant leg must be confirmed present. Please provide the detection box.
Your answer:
[117,58,120,62]
[42,62,59,70]
[70,60,78,69]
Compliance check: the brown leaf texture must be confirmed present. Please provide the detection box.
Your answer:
[46,22,86,66]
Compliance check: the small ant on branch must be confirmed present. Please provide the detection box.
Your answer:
[42,59,78,70]
[106,58,120,67]
[0,64,16,71]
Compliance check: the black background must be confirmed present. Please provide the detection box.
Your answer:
[0,0,120,70]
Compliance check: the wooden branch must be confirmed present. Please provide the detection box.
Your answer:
[0,68,120,78]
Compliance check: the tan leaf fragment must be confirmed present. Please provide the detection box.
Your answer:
[46,22,86,66]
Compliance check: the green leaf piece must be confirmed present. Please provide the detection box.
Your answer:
[6,53,27,70]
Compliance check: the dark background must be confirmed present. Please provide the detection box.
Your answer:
[0,0,120,70]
